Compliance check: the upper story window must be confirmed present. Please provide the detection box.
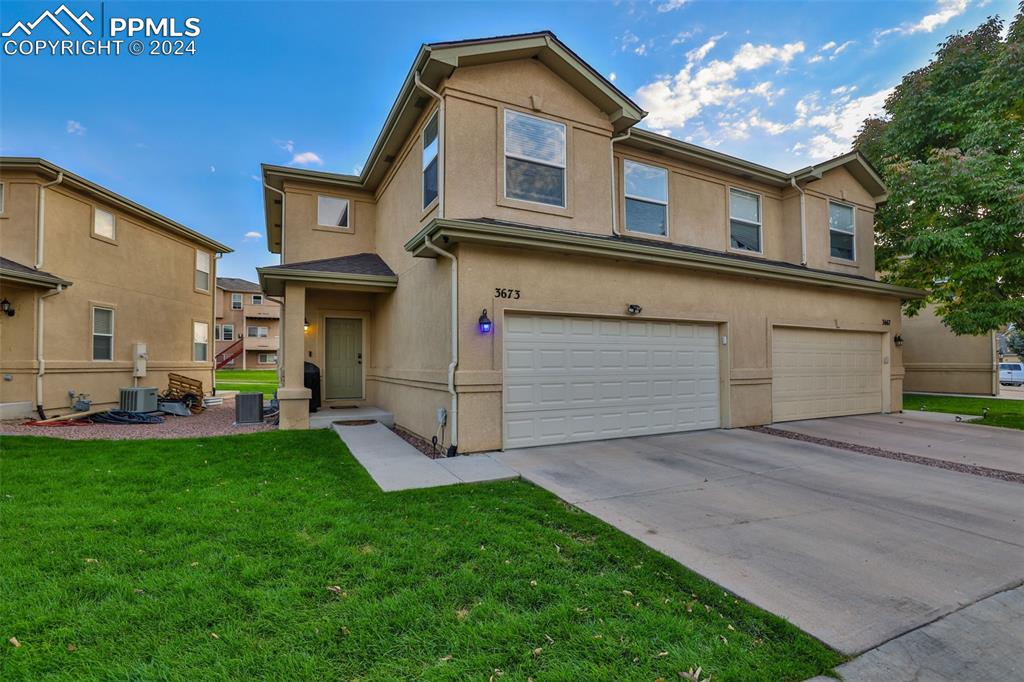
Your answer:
[231,293,242,310]
[829,201,856,261]
[317,195,349,229]
[195,250,211,291]
[422,112,439,209]
[729,188,762,253]
[504,110,566,207]
[251,294,262,305]
[94,207,116,240]
[0,181,5,213]
[92,306,114,361]
[623,160,669,236]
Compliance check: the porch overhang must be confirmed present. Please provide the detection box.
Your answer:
[405,218,925,300]
[258,267,397,296]
[0,258,72,290]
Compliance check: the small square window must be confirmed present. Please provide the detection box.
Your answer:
[829,201,856,260]
[251,294,263,305]
[94,208,116,240]
[317,195,349,228]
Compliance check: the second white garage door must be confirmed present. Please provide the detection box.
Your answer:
[503,315,720,448]
[772,327,883,422]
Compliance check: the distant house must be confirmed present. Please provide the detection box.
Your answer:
[215,277,280,370]
[901,305,998,396]
[0,158,230,418]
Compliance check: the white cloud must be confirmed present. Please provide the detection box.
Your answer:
[831,40,855,57]
[793,87,892,160]
[275,139,295,153]
[809,39,856,63]
[819,41,837,51]
[635,43,648,56]
[609,71,617,82]
[290,151,323,165]
[209,165,216,173]
[830,84,858,95]
[877,0,969,40]
[636,39,804,131]
[656,0,690,12]
[671,29,699,46]
[687,32,726,62]
[66,120,86,135]
[244,231,262,240]
[808,54,824,64]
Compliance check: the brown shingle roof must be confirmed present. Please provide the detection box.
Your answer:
[0,256,69,286]
[216,277,262,293]
[272,253,396,277]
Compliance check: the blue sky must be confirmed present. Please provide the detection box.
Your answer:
[0,0,1014,279]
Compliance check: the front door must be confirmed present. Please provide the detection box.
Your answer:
[325,318,363,400]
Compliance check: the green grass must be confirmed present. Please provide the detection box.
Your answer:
[0,431,841,680]
[216,369,277,398]
[903,393,1024,430]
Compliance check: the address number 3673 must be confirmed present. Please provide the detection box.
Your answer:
[494,288,521,300]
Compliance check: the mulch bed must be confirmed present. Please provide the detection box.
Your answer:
[390,424,445,459]
[750,425,1024,485]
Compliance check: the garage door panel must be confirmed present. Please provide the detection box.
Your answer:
[504,316,721,448]
[772,328,882,422]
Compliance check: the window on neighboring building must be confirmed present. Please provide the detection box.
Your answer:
[231,293,242,310]
[92,306,114,361]
[729,188,762,253]
[195,250,211,291]
[247,326,268,338]
[94,207,116,240]
[504,110,566,207]
[193,321,209,361]
[222,324,234,341]
[317,195,349,228]
[829,201,856,260]
[258,353,277,364]
[215,324,221,341]
[422,111,439,209]
[251,294,262,305]
[623,160,669,236]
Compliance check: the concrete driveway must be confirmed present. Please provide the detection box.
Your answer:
[494,428,1024,656]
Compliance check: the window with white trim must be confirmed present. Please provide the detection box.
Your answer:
[215,324,221,341]
[0,181,5,213]
[623,160,669,236]
[829,201,856,260]
[251,294,263,305]
[247,325,268,338]
[729,188,762,253]
[231,293,242,310]
[422,111,439,209]
[222,324,234,341]
[258,353,277,364]
[195,250,211,291]
[94,207,116,240]
[317,195,349,228]
[92,307,114,361]
[193,321,209,361]
[504,110,566,207]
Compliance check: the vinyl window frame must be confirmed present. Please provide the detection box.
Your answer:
[502,109,568,209]
[258,353,277,365]
[194,250,211,293]
[622,158,670,239]
[92,206,117,243]
[91,306,115,361]
[193,321,210,362]
[422,110,439,211]
[727,187,763,255]
[827,199,857,262]
[222,324,234,342]
[247,325,268,338]
[0,181,5,214]
[251,294,263,305]
[231,293,243,310]
[316,194,350,230]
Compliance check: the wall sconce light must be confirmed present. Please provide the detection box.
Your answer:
[626,304,643,315]
[0,299,14,317]
[893,334,904,347]
[303,318,310,332]
[478,309,492,334]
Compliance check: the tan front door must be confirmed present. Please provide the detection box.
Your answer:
[325,318,363,400]
[772,327,883,422]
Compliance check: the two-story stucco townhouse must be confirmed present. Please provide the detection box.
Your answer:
[0,158,231,419]
[258,32,924,453]
[214,277,281,369]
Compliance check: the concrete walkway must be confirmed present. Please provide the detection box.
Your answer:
[775,413,1024,474]
[332,422,517,491]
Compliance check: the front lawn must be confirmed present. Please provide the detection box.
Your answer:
[0,431,840,680]
[215,369,278,399]
[903,393,1024,430]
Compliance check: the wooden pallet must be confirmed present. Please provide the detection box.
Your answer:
[164,373,205,413]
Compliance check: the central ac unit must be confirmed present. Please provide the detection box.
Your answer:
[119,387,158,413]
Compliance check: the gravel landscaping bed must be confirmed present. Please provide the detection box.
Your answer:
[751,425,1024,484]
[0,400,273,441]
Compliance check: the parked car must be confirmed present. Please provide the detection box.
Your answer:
[999,362,1024,386]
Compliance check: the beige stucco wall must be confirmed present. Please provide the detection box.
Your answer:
[902,304,996,395]
[0,173,216,415]
[280,181,377,265]
[452,244,904,453]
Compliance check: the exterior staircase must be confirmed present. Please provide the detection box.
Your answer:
[215,339,243,369]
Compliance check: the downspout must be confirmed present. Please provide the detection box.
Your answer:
[414,69,444,219]
[35,284,65,417]
[264,182,286,264]
[423,234,457,454]
[610,130,631,236]
[790,177,807,266]
[212,253,222,393]
[37,171,64,268]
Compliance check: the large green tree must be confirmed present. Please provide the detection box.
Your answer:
[855,4,1024,335]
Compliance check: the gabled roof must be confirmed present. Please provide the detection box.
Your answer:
[216,277,262,293]
[0,256,71,289]
[791,150,888,200]
[0,157,232,253]
[257,253,398,296]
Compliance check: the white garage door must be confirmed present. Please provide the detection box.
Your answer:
[503,315,720,448]
[772,327,882,422]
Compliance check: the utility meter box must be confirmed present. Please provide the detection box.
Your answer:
[132,343,148,378]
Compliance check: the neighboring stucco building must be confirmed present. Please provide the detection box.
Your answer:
[0,158,230,418]
[901,305,999,395]
[214,277,280,369]
[259,32,924,452]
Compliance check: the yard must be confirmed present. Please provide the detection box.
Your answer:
[1,431,841,680]
[904,393,1024,430]
[215,369,278,399]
